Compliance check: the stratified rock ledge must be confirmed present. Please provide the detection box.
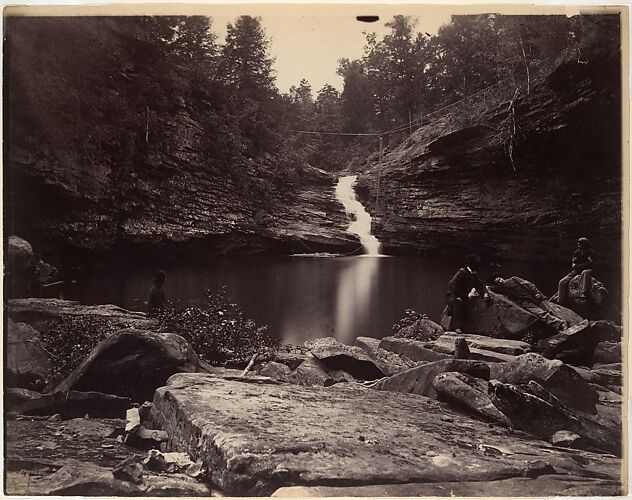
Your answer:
[150,372,621,496]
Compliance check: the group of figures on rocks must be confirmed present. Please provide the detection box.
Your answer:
[4,234,624,496]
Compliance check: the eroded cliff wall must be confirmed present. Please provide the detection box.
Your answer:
[4,17,357,262]
[356,47,622,266]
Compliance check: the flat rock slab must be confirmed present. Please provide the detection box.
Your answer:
[304,337,384,380]
[272,474,621,497]
[151,373,621,496]
[7,298,156,333]
[431,332,531,356]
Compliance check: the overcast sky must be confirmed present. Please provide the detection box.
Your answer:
[209,6,454,93]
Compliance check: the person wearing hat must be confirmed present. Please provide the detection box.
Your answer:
[557,237,594,305]
[445,254,490,332]
[148,269,168,317]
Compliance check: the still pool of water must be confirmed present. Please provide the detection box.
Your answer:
[76,254,608,345]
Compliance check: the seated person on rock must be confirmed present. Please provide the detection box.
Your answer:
[491,273,568,331]
[446,254,490,333]
[148,269,168,317]
[557,237,594,306]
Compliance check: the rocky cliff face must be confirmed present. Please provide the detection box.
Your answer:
[5,17,357,263]
[356,49,621,266]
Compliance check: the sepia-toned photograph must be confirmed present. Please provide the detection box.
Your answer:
[3,4,627,496]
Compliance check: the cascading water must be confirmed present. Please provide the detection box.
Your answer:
[335,175,382,256]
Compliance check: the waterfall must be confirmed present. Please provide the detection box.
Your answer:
[335,175,382,256]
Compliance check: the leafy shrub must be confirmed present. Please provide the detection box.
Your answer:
[392,308,433,340]
[39,316,124,382]
[156,287,277,366]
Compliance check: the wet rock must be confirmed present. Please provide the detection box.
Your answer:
[354,337,417,376]
[8,298,157,334]
[7,389,131,419]
[6,318,50,390]
[432,372,511,426]
[7,235,36,298]
[54,328,200,402]
[304,337,384,380]
[396,317,443,341]
[430,332,531,356]
[378,336,450,363]
[271,475,622,497]
[373,359,490,399]
[151,372,620,495]
[592,341,621,366]
[550,430,583,448]
[489,353,598,413]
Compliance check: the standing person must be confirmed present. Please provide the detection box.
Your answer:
[148,270,168,317]
[557,237,594,305]
[446,254,490,332]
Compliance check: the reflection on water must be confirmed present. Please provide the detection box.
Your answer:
[78,255,617,345]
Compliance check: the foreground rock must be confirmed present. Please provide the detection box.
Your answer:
[5,419,216,496]
[6,318,50,390]
[6,388,131,419]
[55,329,200,402]
[304,337,385,380]
[150,372,620,496]
[7,298,157,333]
[373,359,490,399]
[490,353,598,413]
[271,475,621,497]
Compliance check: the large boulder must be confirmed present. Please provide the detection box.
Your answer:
[6,236,37,298]
[446,292,582,339]
[285,355,342,387]
[373,359,490,399]
[396,317,443,341]
[150,372,621,496]
[378,337,450,363]
[573,366,622,391]
[354,337,417,376]
[6,318,50,389]
[432,372,511,426]
[490,353,598,414]
[537,320,592,359]
[304,337,384,380]
[54,328,200,402]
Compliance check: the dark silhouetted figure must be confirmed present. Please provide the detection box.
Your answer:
[446,254,490,332]
[148,270,168,317]
[558,237,594,305]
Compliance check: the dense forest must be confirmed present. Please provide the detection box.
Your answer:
[4,13,621,260]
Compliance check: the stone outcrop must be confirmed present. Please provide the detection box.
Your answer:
[592,341,621,366]
[304,337,385,380]
[427,331,531,356]
[150,372,621,496]
[373,358,490,399]
[54,328,200,402]
[432,372,511,426]
[6,235,36,298]
[356,51,621,265]
[5,18,358,261]
[354,337,417,376]
[378,336,450,363]
[490,353,598,413]
[6,318,50,390]
[7,298,157,333]
[395,317,443,341]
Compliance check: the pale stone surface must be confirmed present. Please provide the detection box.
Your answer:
[431,332,531,356]
[271,474,622,497]
[354,336,417,376]
[373,359,489,399]
[150,372,620,496]
[304,336,384,380]
[6,318,50,389]
[378,336,450,363]
[8,298,156,333]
